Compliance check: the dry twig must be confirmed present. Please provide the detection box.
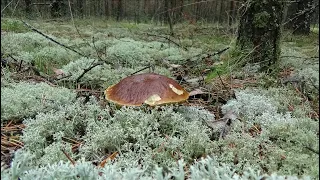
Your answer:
[99,152,119,168]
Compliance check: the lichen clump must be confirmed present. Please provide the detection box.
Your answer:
[1,82,76,123]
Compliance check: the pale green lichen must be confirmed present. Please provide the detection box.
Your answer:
[1,152,312,180]
[1,82,77,122]
[220,89,319,177]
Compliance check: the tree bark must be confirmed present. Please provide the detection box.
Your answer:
[143,0,149,22]
[215,0,222,23]
[105,0,110,18]
[178,0,184,23]
[236,0,284,71]
[116,0,123,21]
[25,0,32,18]
[164,0,174,36]
[229,0,235,26]
[135,0,141,23]
[78,0,84,18]
[51,0,62,18]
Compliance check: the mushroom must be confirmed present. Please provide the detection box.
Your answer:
[105,73,189,106]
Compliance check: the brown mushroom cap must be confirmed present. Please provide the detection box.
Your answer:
[105,73,189,106]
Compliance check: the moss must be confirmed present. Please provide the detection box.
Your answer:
[253,11,271,28]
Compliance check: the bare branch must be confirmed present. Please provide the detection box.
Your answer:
[305,147,319,154]
[146,33,188,51]
[130,65,154,75]
[61,149,76,166]
[280,55,319,59]
[75,61,104,83]
[21,20,88,58]
[282,3,319,26]
[201,47,230,60]
[1,0,14,14]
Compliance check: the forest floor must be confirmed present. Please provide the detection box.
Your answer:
[1,18,319,178]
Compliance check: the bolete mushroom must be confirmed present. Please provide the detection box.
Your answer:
[105,73,189,106]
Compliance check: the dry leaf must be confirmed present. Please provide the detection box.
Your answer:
[189,88,206,96]
[170,64,182,68]
[52,68,65,76]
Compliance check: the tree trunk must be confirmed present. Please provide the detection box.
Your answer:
[215,0,221,23]
[143,0,149,22]
[25,0,32,18]
[229,0,235,26]
[51,0,63,18]
[164,0,174,36]
[135,0,141,23]
[236,0,284,71]
[78,0,84,18]
[116,0,123,21]
[219,0,226,24]
[105,0,110,18]
[292,0,314,35]
[178,0,184,23]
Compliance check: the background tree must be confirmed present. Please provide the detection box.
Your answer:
[116,0,123,21]
[236,0,284,71]
[77,0,84,18]
[24,0,32,17]
[2,0,318,28]
[228,0,236,26]
[290,0,316,35]
[164,0,174,36]
[50,0,68,18]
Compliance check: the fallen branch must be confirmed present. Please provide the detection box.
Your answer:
[21,20,88,58]
[185,47,230,64]
[75,61,104,83]
[216,71,231,95]
[61,149,76,166]
[130,65,154,75]
[280,56,319,59]
[99,152,118,168]
[200,47,230,61]
[304,146,319,155]
[307,77,319,92]
[21,21,114,83]
[146,33,188,51]
[92,36,106,62]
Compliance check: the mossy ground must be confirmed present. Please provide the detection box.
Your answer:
[1,17,319,179]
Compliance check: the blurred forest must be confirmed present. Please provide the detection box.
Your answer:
[1,0,319,31]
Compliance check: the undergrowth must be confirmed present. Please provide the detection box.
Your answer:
[1,18,318,179]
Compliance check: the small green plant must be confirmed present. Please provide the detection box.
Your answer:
[205,62,228,81]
